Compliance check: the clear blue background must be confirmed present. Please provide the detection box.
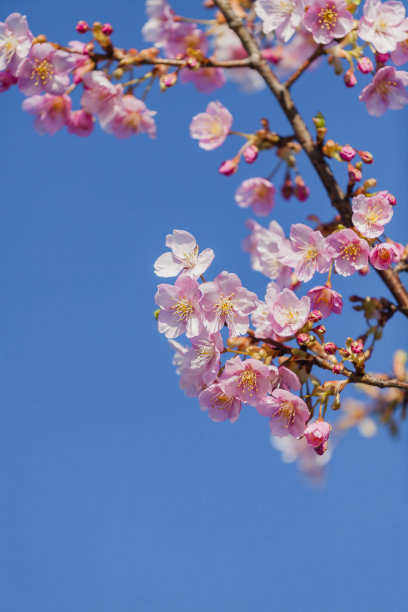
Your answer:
[0,1,407,610]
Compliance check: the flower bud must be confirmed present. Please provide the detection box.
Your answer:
[281,175,293,200]
[219,158,238,176]
[314,441,328,455]
[101,23,113,35]
[294,176,310,202]
[350,340,364,354]
[358,150,373,164]
[261,48,282,64]
[375,52,390,64]
[243,145,259,164]
[340,145,356,161]
[314,324,326,335]
[332,363,344,374]
[357,57,373,74]
[344,68,357,88]
[297,333,310,346]
[324,342,337,355]
[348,163,362,182]
[308,310,323,323]
[186,56,200,70]
[338,348,350,358]
[160,72,178,90]
[358,265,370,276]
[304,418,332,450]
[76,20,89,33]
[377,190,397,206]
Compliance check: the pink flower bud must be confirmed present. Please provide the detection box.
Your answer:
[102,23,113,35]
[314,324,326,335]
[377,190,397,206]
[243,145,259,164]
[375,52,390,64]
[160,72,178,89]
[314,441,328,455]
[340,145,356,161]
[281,176,293,200]
[348,163,362,182]
[344,68,357,88]
[323,342,337,355]
[357,57,374,74]
[186,56,200,70]
[358,150,373,164]
[219,158,238,176]
[0,70,17,93]
[67,110,94,137]
[351,340,364,354]
[294,176,310,202]
[76,20,89,34]
[296,333,310,345]
[338,348,350,358]
[308,310,323,323]
[261,48,282,64]
[332,363,344,374]
[304,418,332,450]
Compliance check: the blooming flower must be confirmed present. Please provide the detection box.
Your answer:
[307,285,343,318]
[277,366,301,392]
[67,109,94,137]
[104,94,156,139]
[235,178,276,217]
[155,276,204,339]
[250,281,280,339]
[327,229,370,276]
[22,93,72,135]
[81,71,122,125]
[200,272,259,337]
[269,288,310,337]
[257,389,310,437]
[199,382,242,423]
[169,339,206,397]
[359,65,408,116]
[303,418,332,451]
[142,0,176,51]
[358,0,408,54]
[0,12,32,76]
[255,0,306,43]
[180,67,226,94]
[154,229,215,280]
[391,39,408,65]
[369,242,401,269]
[280,223,333,282]
[185,331,223,386]
[303,0,353,44]
[189,101,232,150]
[219,356,271,406]
[351,193,393,238]
[17,43,73,96]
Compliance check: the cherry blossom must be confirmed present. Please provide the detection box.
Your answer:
[307,285,343,318]
[390,39,408,65]
[155,276,203,339]
[359,65,408,116]
[358,0,408,54]
[243,219,292,287]
[185,331,223,386]
[0,12,32,76]
[103,94,157,139]
[235,177,276,217]
[0,70,17,92]
[250,281,280,339]
[67,109,94,137]
[22,93,72,135]
[219,356,271,406]
[255,0,305,43]
[304,418,332,452]
[257,389,310,437]
[369,242,401,269]
[351,193,393,238]
[200,271,259,336]
[280,223,333,282]
[189,101,232,151]
[269,288,310,337]
[199,382,242,423]
[303,0,353,45]
[180,67,226,94]
[327,229,370,276]
[154,229,215,280]
[81,71,122,126]
[17,43,73,96]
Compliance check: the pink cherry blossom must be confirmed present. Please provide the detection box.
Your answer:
[251,281,280,339]
[184,331,223,386]
[219,356,271,406]
[0,12,32,76]
[154,229,215,280]
[327,229,370,276]
[304,418,332,451]
[180,66,226,94]
[235,178,276,217]
[280,223,333,282]
[307,285,343,318]
[17,43,73,96]
[359,65,408,116]
[0,70,17,92]
[104,95,156,139]
[200,271,259,337]
[81,71,122,125]
[155,276,203,339]
[189,101,232,150]
[199,382,242,422]
[270,288,310,337]
[369,242,401,269]
[22,93,72,135]
[242,219,293,286]
[214,27,265,92]
[391,39,408,65]
[358,0,408,54]
[257,389,310,438]
[67,109,94,137]
[351,193,393,238]
[277,366,301,392]
[142,0,177,51]
[303,0,353,45]
[255,0,305,43]
[169,339,206,397]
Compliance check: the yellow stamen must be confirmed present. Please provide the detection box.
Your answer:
[31,59,54,86]
[172,297,193,321]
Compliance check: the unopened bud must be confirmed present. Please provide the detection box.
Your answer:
[76,21,89,33]
[186,56,200,70]
[338,348,351,358]
[358,150,373,164]
[348,163,362,182]
[219,158,238,176]
[357,57,373,74]
[332,363,344,374]
[350,340,364,354]
[160,72,178,90]
[243,145,258,164]
[308,310,323,323]
[261,48,282,64]
[340,145,356,161]
[101,23,113,35]
[324,342,337,355]
[314,324,326,335]
[363,178,377,190]
[294,176,310,202]
[344,68,357,88]
[312,112,325,129]
[314,441,328,455]
[375,52,390,64]
[281,175,293,200]
[297,333,310,346]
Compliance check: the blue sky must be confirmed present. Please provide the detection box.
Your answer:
[0,1,408,611]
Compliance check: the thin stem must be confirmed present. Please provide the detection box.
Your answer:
[285,45,325,89]
[175,16,217,25]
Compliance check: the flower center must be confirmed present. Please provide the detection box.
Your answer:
[379,248,391,262]
[172,297,193,321]
[31,59,54,86]
[182,249,197,268]
[303,245,318,262]
[212,392,233,410]
[254,184,270,200]
[210,119,223,137]
[215,295,235,317]
[237,370,257,395]
[0,37,17,64]
[340,243,360,261]
[123,112,141,132]
[318,3,338,30]
[366,205,382,225]
[191,340,215,368]
[277,401,295,427]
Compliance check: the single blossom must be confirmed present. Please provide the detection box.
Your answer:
[257,389,310,438]
[358,0,408,54]
[184,331,223,386]
[199,382,242,423]
[155,276,203,339]
[189,101,232,150]
[17,43,73,96]
[104,94,156,139]
[22,93,72,135]
[169,339,206,397]
[359,65,408,116]
[327,229,370,276]
[369,242,401,269]
[303,0,353,45]
[303,418,332,451]
[269,288,310,337]
[67,109,94,137]
[235,177,276,216]
[251,281,280,339]
[255,0,306,43]
[243,219,293,287]
[180,67,226,94]
[154,229,215,280]
[351,193,393,238]
[81,71,123,125]
[280,223,333,282]
[200,271,259,336]
[219,356,271,406]
[0,12,32,76]
[142,0,178,52]
[307,285,343,318]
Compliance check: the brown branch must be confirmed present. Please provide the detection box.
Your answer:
[213,0,408,317]
[285,45,325,89]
